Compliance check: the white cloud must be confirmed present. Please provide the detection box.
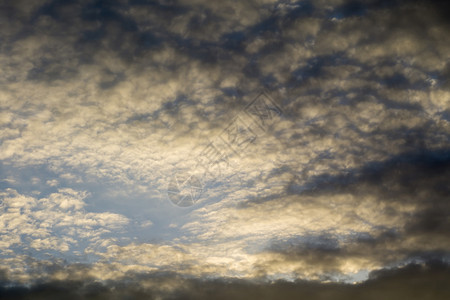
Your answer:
[0,188,129,253]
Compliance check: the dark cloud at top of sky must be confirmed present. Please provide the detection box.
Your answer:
[0,0,448,103]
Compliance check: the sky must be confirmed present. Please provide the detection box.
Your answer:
[0,0,449,299]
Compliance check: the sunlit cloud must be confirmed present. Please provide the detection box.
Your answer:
[0,0,449,297]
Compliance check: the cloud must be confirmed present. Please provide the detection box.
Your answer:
[176,148,450,279]
[0,261,449,300]
[0,188,129,255]
[0,0,449,290]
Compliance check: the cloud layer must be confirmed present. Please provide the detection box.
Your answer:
[0,0,449,294]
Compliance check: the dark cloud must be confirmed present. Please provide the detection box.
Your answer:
[0,261,449,299]
[227,145,449,274]
[302,148,450,195]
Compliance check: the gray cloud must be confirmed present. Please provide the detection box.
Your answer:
[0,261,449,300]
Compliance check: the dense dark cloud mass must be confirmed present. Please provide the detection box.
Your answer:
[0,0,449,298]
[0,261,449,299]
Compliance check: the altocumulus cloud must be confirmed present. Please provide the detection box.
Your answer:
[0,0,449,298]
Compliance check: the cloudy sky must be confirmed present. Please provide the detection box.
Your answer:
[0,0,449,298]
